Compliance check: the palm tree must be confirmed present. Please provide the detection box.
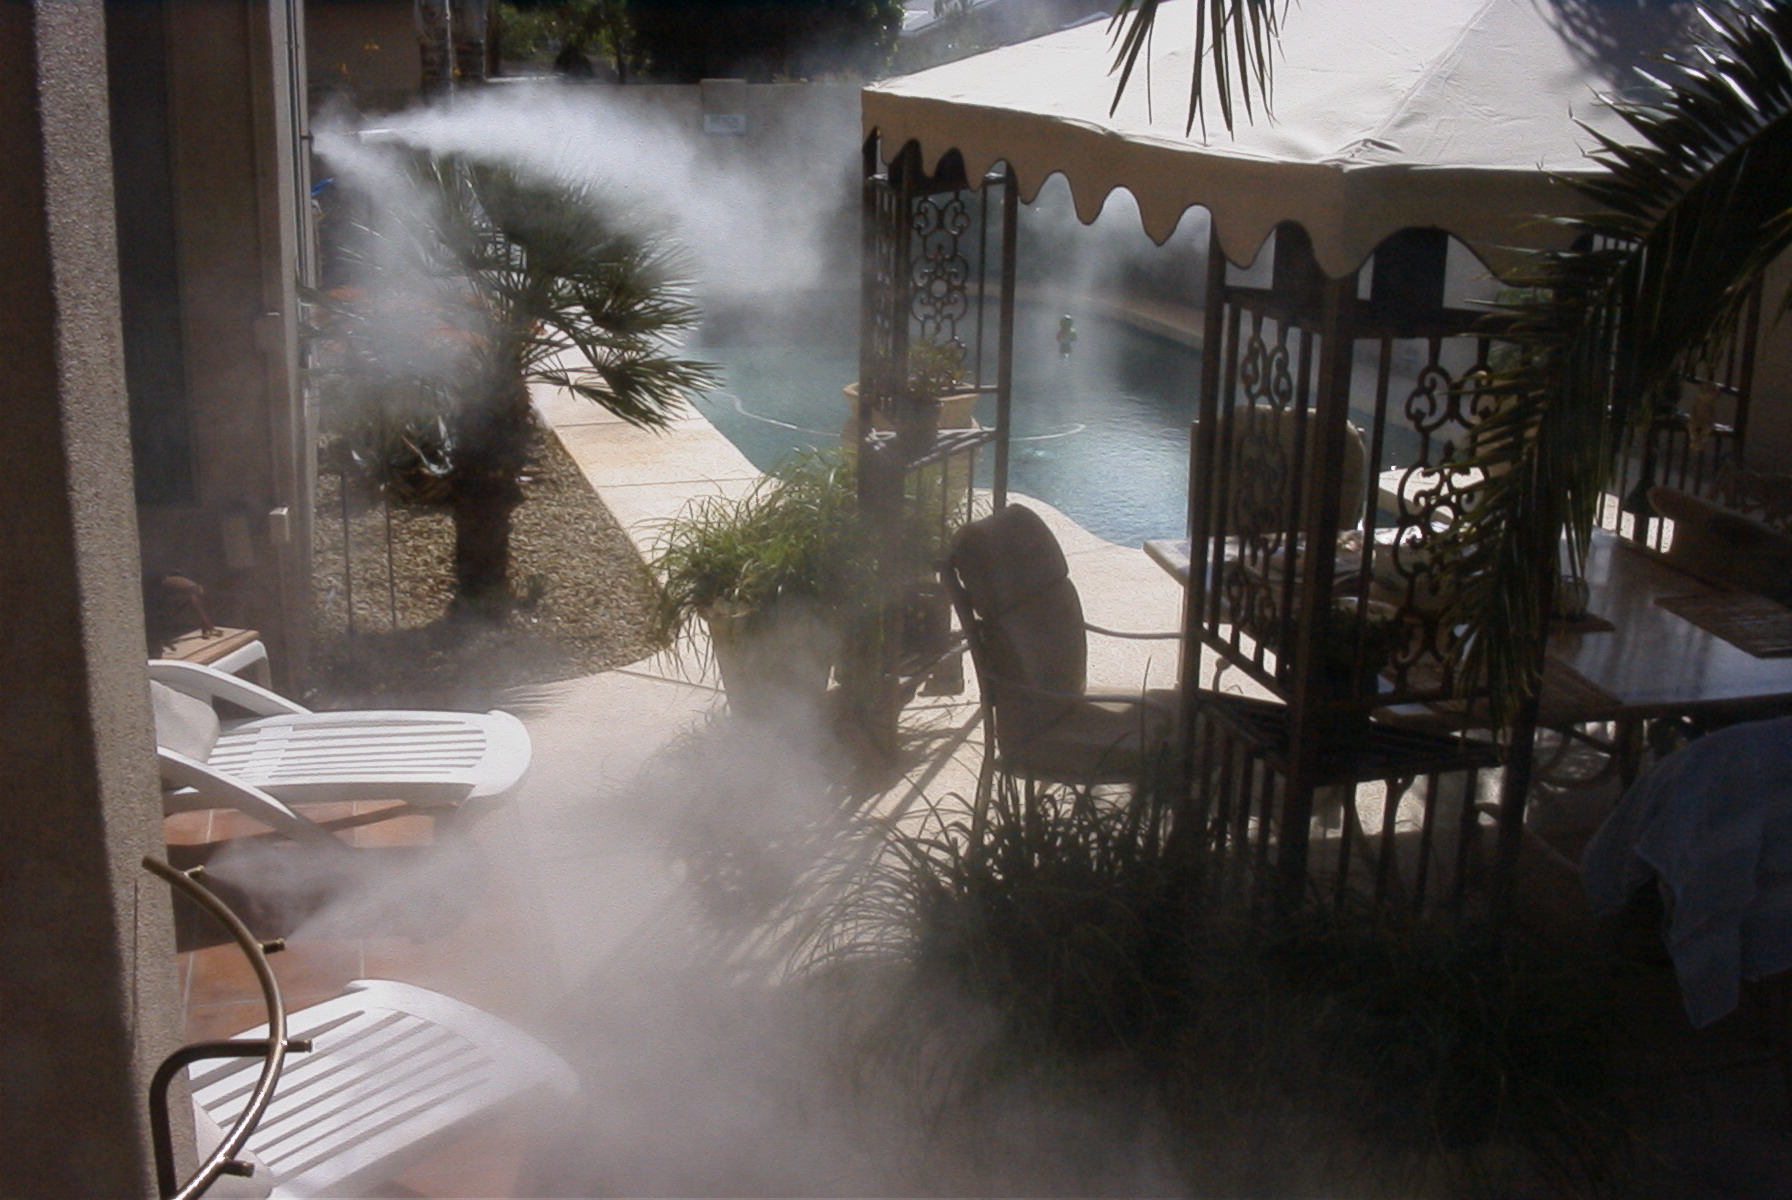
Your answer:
[311,151,717,617]
[1107,0,1281,135]
[1435,2,1792,721]
[1112,0,1792,723]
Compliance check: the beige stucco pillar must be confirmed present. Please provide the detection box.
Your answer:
[0,1,183,1194]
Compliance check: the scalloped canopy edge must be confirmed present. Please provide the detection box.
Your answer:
[862,0,1693,281]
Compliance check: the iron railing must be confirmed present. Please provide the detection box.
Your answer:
[144,856,310,1200]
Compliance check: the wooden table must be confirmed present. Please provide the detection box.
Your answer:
[1146,525,1792,913]
[157,626,270,687]
[1551,530,1792,722]
[1147,530,1792,723]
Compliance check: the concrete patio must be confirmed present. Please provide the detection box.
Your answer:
[517,377,1206,990]
[166,383,1792,1197]
[167,383,1221,1194]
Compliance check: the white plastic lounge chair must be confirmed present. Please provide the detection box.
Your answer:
[188,978,579,1199]
[150,659,531,844]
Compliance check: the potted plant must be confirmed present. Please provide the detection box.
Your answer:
[651,451,863,717]
[841,335,981,444]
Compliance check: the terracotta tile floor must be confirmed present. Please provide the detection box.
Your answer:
[165,802,550,1199]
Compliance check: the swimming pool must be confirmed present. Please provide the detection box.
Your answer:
[690,296,1202,549]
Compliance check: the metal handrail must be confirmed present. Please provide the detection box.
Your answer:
[143,857,311,1200]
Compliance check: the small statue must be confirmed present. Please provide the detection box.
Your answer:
[144,572,218,655]
[1056,315,1077,357]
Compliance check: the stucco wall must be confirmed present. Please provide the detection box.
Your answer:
[0,1,182,1193]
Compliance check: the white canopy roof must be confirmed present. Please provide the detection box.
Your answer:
[863,0,1696,278]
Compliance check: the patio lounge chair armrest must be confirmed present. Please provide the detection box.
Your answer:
[149,659,310,717]
[1082,622,1181,641]
[157,747,344,850]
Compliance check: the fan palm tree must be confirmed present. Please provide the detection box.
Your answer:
[1112,0,1792,724]
[1434,2,1792,722]
[1107,0,1281,135]
[311,151,717,617]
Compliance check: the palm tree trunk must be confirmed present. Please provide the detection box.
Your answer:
[448,471,523,617]
[446,374,533,618]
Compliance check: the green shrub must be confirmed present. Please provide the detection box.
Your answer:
[793,767,1645,1198]
[649,449,864,644]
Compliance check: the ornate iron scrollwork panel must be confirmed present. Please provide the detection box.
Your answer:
[861,173,907,410]
[1373,336,1500,694]
[1219,314,1309,674]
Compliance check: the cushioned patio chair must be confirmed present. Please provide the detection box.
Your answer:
[151,659,530,845]
[1649,484,1792,605]
[188,978,579,1198]
[944,504,1182,792]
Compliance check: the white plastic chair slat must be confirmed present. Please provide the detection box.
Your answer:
[205,1021,484,1181]
[192,1011,414,1119]
[262,1032,477,1139]
[252,742,487,761]
[212,729,487,753]
[190,980,575,1197]
[252,1016,461,1113]
[187,1010,364,1101]
[240,730,486,749]
[256,1055,491,1172]
[219,743,488,767]
[272,1074,493,1188]
[219,766,481,782]
[214,754,487,778]
[252,1038,481,1164]
[227,727,486,749]
[244,1018,448,1128]
[208,729,494,777]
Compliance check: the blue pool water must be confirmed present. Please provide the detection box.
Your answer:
[690,300,1201,548]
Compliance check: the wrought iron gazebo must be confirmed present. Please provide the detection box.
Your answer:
[853,0,1757,907]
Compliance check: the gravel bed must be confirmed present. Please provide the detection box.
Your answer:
[309,427,664,710]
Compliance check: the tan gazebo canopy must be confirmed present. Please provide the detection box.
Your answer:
[864,0,1696,277]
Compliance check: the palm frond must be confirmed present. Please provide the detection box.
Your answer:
[1107,0,1281,135]
[1436,2,1792,727]
[333,146,716,427]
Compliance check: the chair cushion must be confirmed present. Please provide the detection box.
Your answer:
[1650,486,1792,605]
[951,504,1088,697]
[999,690,1179,782]
[150,680,220,763]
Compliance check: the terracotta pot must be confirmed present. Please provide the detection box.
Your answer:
[839,383,981,503]
[840,382,979,438]
[701,600,837,719]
